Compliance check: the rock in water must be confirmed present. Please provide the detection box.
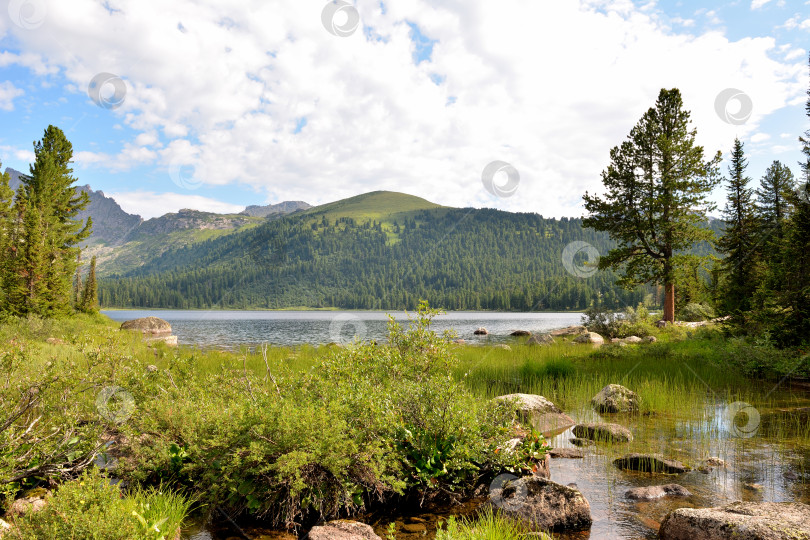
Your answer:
[625,484,691,500]
[573,332,605,346]
[591,384,640,413]
[511,330,532,336]
[659,501,810,540]
[307,521,382,540]
[550,325,587,337]
[489,476,592,532]
[494,394,575,436]
[473,327,488,335]
[572,423,633,443]
[613,453,689,474]
[121,317,177,347]
[527,334,554,346]
[549,448,585,459]
[121,317,172,336]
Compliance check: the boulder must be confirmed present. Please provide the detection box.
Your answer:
[549,448,584,459]
[7,494,48,517]
[511,330,532,337]
[659,501,810,540]
[625,484,691,500]
[121,317,172,336]
[656,320,668,328]
[489,475,592,532]
[494,344,512,351]
[494,394,575,436]
[572,423,633,443]
[569,437,595,447]
[527,334,554,346]
[307,521,382,540]
[613,453,689,474]
[473,327,488,335]
[573,332,605,346]
[698,456,727,473]
[624,336,643,344]
[550,325,587,337]
[645,335,658,343]
[591,384,640,413]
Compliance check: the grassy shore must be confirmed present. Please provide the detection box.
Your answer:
[0,309,808,538]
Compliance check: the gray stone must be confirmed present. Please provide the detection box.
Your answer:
[549,448,585,459]
[473,327,488,335]
[494,394,574,436]
[307,521,382,540]
[613,453,689,474]
[624,336,643,343]
[645,335,658,343]
[659,501,810,540]
[527,334,554,346]
[591,384,640,413]
[625,484,691,500]
[573,331,605,345]
[121,316,172,335]
[488,476,592,532]
[569,437,595,447]
[572,423,633,443]
[550,325,587,337]
[511,330,532,337]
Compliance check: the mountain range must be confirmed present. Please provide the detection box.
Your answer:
[5,168,721,311]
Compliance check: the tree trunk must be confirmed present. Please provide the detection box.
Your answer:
[664,282,675,323]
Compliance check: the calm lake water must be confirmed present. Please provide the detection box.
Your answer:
[101,310,585,349]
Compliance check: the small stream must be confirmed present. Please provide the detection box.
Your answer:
[182,380,810,539]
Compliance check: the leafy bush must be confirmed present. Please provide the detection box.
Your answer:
[122,302,524,528]
[677,302,715,322]
[9,468,191,540]
[582,302,656,338]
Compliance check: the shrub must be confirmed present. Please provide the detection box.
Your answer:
[678,303,715,322]
[9,468,192,540]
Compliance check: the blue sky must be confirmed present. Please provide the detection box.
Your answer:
[0,0,807,218]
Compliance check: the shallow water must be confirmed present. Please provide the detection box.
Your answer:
[101,309,584,348]
[182,380,810,539]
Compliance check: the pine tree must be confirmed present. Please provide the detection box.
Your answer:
[716,138,759,315]
[6,126,92,317]
[583,88,721,322]
[756,160,795,249]
[0,166,14,312]
[73,252,83,309]
[80,256,98,312]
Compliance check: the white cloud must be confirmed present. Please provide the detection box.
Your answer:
[1,0,806,217]
[107,190,244,219]
[750,133,771,143]
[784,16,810,30]
[751,0,774,9]
[0,81,23,111]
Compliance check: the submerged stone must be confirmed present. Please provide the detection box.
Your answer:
[591,383,639,413]
[613,453,689,474]
[572,423,633,443]
[625,484,691,500]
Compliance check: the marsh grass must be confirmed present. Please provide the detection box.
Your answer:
[434,506,551,540]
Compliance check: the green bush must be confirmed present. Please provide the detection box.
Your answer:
[583,302,656,338]
[122,302,525,527]
[677,302,715,322]
[9,468,191,540]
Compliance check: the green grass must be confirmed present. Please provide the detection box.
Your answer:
[434,507,551,540]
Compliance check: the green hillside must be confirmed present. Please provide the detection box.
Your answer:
[98,191,659,311]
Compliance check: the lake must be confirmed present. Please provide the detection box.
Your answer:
[101,310,585,349]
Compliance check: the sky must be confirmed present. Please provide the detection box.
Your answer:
[0,0,807,219]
